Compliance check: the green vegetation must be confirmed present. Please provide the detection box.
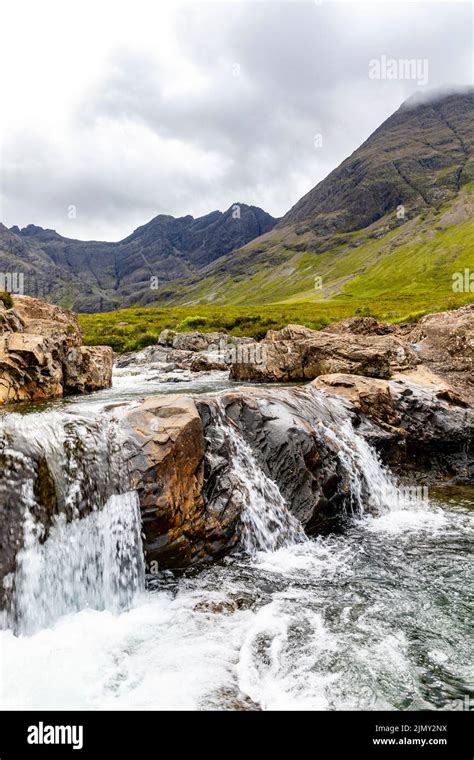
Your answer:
[0,292,14,309]
[79,197,474,353]
[79,289,472,353]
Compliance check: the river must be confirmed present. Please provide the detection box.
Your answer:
[0,364,472,711]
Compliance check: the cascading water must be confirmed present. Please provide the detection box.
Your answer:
[0,368,471,712]
[208,411,307,554]
[0,408,145,634]
[14,492,144,635]
[273,386,422,515]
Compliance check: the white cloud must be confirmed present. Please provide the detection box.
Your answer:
[0,0,472,240]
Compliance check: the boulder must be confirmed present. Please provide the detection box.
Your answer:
[405,304,474,403]
[314,370,474,481]
[64,346,114,394]
[158,330,229,353]
[230,324,417,382]
[0,296,112,405]
[120,396,241,569]
[324,316,395,335]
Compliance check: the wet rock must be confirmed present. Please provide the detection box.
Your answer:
[120,395,241,570]
[190,354,228,372]
[196,388,357,534]
[314,371,474,482]
[0,296,112,405]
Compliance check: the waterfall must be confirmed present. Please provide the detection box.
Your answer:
[215,418,307,554]
[0,409,145,634]
[204,387,426,560]
[283,386,423,515]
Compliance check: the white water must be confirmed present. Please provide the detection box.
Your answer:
[0,371,472,711]
[210,413,306,554]
[14,492,145,635]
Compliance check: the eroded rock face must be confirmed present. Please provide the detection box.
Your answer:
[0,296,112,404]
[405,304,474,404]
[314,371,474,482]
[119,370,473,573]
[120,396,241,569]
[196,388,363,535]
[230,324,417,382]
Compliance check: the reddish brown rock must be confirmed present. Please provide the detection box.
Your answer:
[121,395,241,569]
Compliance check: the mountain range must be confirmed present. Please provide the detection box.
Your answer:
[1,89,473,313]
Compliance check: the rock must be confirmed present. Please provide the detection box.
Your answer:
[120,396,241,569]
[230,324,417,382]
[157,329,177,346]
[405,304,474,404]
[324,316,395,335]
[314,371,474,481]
[119,332,253,373]
[196,388,361,534]
[190,354,227,372]
[115,345,194,371]
[0,296,112,405]
[164,330,229,353]
[64,346,114,394]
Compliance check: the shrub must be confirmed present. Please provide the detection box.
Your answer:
[178,315,209,330]
[0,291,14,309]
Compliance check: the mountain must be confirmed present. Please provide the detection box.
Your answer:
[145,89,473,312]
[281,90,473,233]
[0,205,277,312]
[2,89,473,316]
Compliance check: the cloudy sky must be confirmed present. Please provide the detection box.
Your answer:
[0,0,472,241]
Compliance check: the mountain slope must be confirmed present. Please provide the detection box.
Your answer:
[281,90,474,232]
[2,90,473,316]
[150,89,474,311]
[0,204,277,312]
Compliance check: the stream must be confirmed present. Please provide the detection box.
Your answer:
[0,364,472,711]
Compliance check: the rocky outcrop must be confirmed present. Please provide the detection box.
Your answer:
[0,296,112,405]
[405,304,474,404]
[314,370,474,481]
[120,396,241,569]
[116,331,253,373]
[117,363,473,572]
[230,323,417,382]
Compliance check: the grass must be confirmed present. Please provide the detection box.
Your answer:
[79,290,473,353]
[79,190,474,353]
[0,291,14,309]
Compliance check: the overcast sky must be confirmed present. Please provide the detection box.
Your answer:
[0,0,472,241]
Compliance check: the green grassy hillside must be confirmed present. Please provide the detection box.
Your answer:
[79,186,473,353]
